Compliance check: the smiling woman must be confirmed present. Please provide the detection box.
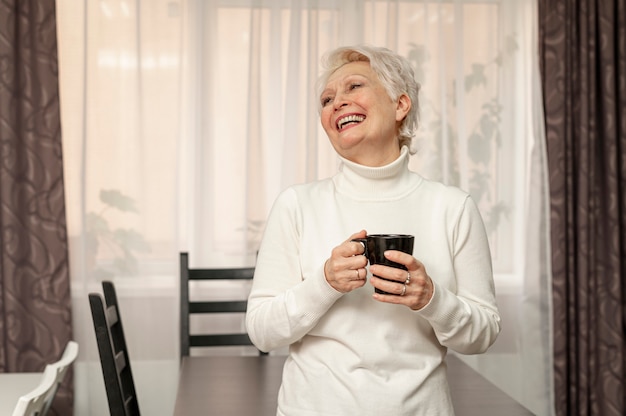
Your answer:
[246,45,501,415]
[55,1,549,415]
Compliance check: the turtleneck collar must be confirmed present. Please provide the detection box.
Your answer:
[333,146,420,200]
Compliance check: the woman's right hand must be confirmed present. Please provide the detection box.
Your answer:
[324,230,369,293]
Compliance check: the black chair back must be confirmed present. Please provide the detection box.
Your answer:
[180,252,266,357]
[89,281,140,416]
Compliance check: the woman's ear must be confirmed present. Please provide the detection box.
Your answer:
[395,94,411,121]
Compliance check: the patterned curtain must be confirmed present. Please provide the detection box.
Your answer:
[0,1,73,414]
[538,0,626,415]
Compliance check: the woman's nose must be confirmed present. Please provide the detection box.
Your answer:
[333,99,348,112]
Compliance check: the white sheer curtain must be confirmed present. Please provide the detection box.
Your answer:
[56,0,552,415]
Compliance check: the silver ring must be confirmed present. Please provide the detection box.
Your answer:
[355,269,359,279]
[405,272,411,285]
[400,284,406,296]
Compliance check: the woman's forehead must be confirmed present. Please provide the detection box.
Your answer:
[325,61,374,85]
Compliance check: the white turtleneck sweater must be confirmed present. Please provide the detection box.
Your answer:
[246,147,500,416]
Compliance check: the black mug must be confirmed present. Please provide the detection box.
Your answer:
[353,234,415,295]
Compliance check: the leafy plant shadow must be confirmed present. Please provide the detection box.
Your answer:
[86,189,151,280]
[406,36,518,236]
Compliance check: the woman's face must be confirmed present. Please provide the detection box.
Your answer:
[319,61,410,166]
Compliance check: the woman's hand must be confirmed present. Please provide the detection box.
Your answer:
[324,230,369,293]
[369,250,434,310]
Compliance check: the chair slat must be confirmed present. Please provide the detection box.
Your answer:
[190,334,254,347]
[188,268,255,280]
[189,300,247,314]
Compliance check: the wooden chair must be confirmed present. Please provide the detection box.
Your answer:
[10,339,78,416]
[180,252,266,357]
[89,281,140,416]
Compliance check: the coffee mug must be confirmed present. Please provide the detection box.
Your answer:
[352,234,415,295]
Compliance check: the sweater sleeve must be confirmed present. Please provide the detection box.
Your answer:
[417,195,501,354]
[245,188,344,352]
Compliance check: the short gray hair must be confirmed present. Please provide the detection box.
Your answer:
[317,45,421,151]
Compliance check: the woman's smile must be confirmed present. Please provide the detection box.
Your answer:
[336,113,366,131]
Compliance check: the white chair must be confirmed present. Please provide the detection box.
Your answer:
[10,340,79,416]
[41,340,79,415]
[10,365,56,416]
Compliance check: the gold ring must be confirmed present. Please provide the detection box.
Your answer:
[400,284,407,296]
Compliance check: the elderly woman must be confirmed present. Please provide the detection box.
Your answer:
[246,45,500,415]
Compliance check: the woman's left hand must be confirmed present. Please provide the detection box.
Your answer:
[369,250,434,310]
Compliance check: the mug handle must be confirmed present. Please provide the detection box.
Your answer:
[351,238,368,259]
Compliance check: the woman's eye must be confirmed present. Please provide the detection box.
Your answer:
[321,96,333,106]
[349,83,362,90]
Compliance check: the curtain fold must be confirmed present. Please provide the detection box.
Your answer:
[56,1,550,414]
[538,0,626,415]
[0,0,73,414]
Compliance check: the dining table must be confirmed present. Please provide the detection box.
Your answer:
[0,372,43,415]
[172,353,534,416]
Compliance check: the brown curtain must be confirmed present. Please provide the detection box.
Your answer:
[0,0,73,415]
[538,0,626,415]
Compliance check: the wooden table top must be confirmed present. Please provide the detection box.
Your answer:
[173,354,533,416]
